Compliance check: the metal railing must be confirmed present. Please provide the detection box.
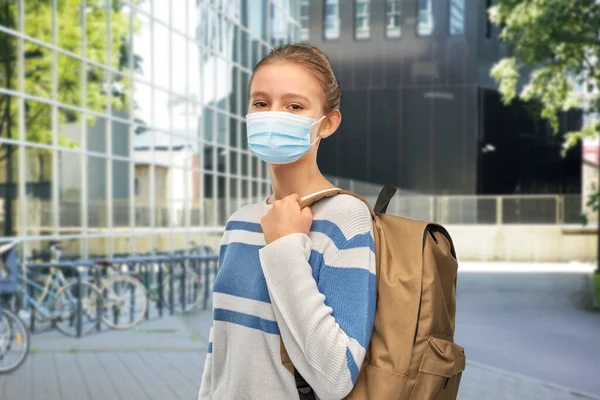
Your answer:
[13,186,584,228]
[326,177,583,225]
[20,198,268,229]
[379,194,583,225]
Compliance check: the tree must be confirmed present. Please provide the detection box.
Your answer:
[489,0,600,208]
[0,0,140,235]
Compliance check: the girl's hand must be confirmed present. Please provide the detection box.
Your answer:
[261,194,313,245]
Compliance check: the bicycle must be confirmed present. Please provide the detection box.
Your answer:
[91,259,148,330]
[0,241,30,374]
[17,240,103,337]
[50,240,147,331]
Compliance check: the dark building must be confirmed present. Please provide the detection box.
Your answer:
[302,0,582,195]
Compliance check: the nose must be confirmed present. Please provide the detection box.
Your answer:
[271,102,286,112]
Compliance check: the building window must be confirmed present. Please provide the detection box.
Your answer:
[300,0,310,41]
[134,178,140,198]
[324,0,340,40]
[449,0,465,35]
[355,0,370,40]
[485,0,493,38]
[417,0,434,36]
[271,1,288,43]
[386,0,402,38]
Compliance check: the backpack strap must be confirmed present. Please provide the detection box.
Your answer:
[299,188,376,218]
[294,368,317,400]
[373,184,397,214]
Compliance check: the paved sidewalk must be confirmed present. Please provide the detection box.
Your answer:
[0,311,598,400]
[0,312,212,400]
[460,361,600,400]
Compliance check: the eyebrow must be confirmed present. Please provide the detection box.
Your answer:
[250,91,311,104]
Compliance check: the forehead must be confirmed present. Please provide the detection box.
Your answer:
[250,62,323,100]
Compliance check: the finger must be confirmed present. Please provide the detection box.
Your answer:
[285,193,301,203]
[301,206,313,219]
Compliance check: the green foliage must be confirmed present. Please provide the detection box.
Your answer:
[490,0,600,212]
[490,0,600,136]
[0,0,138,165]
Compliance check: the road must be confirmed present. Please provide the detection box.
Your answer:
[455,262,600,396]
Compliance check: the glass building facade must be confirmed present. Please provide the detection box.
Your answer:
[0,0,301,258]
[299,0,581,198]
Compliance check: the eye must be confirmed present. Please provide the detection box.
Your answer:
[288,104,303,111]
[253,101,268,108]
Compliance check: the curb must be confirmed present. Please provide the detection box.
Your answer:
[466,360,600,400]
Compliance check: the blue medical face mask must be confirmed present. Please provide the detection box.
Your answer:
[246,111,326,164]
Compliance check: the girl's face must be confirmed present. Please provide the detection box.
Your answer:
[248,61,326,138]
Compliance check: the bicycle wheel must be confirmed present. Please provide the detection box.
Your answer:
[51,282,103,337]
[101,275,147,330]
[162,271,203,312]
[0,308,30,374]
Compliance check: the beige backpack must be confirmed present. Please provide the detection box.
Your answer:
[281,185,466,399]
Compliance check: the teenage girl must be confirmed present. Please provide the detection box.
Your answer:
[198,44,376,400]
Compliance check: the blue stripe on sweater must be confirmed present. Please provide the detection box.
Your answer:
[346,348,360,384]
[316,266,376,349]
[308,250,323,282]
[208,342,213,353]
[311,220,375,253]
[214,243,271,303]
[225,220,263,233]
[214,308,280,335]
[309,248,376,350]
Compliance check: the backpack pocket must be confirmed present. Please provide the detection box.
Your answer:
[410,336,465,400]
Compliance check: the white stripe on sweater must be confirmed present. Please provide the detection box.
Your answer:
[212,292,276,322]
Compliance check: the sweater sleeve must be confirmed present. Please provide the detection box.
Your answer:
[197,327,214,400]
[259,216,376,399]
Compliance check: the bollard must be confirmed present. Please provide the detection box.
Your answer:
[158,261,164,318]
[76,272,82,338]
[95,267,102,332]
[143,262,150,321]
[181,259,187,312]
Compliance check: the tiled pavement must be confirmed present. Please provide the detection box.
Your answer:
[1,311,598,400]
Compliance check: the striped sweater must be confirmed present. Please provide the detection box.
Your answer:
[198,194,376,400]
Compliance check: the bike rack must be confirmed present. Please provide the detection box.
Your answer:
[98,254,218,317]
[4,250,218,338]
[103,255,173,319]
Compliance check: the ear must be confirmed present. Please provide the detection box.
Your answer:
[317,110,342,139]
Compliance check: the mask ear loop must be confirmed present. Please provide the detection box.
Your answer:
[310,115,327,146]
